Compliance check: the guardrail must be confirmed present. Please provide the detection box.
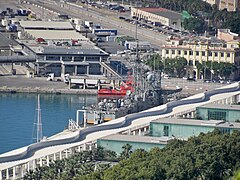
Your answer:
[0,83,239,163]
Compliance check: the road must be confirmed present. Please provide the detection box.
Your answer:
[162,78,226,93]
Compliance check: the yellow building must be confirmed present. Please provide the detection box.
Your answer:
[161,38,240,79]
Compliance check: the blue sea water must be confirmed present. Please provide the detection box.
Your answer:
[0,93,97,154]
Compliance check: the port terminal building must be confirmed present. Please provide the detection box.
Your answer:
[131,7,182,30]
[13,20,112,77]
[17,39,109,77]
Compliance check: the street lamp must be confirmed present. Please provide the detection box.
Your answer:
[204,41,209,81]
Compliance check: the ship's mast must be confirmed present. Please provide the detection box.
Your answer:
[32,94,43,143]
[133,16,141,97]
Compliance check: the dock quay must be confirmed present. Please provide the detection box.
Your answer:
[0,76,99,95]
[0,86,97,95]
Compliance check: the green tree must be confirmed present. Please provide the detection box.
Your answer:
[183,17,207,34]
[145,53,163,71]
[174,57,188,77]
[218,62,237,79]
[119,144,132,160]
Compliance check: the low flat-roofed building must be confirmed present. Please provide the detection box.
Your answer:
[196,103,240,122]
[19,20,88,41]
[131,7,182,29]
[150,117,240,139]
[18,39,109,76]
[22,29,88,41]
[19,20,74,30]
[97,134,170,155]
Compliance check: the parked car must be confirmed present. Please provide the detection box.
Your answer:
[187,77,195,81]
[163,75,170,79]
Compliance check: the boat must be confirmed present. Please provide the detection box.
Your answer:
[98,76,134,96]
[74,71,162,125]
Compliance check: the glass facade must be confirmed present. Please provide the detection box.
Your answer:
[208,111,226,120]
[196,107,240,122]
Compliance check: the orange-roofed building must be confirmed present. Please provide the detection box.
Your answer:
[131,7,182,30]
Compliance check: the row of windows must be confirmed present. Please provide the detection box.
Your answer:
[45,56,100,61]
[165,50,231,57]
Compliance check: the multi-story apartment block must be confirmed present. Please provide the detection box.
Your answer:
[161,37,240,79]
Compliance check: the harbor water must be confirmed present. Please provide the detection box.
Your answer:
[0,93,97,154]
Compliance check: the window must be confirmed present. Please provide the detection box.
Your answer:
[214,52,218,56]
[178,50,181,55]
[74,56,84,61]
[172,50,175,54]
[227,53,230,57]
[221,53,224,57]
[209,51,212,56]
[196,51,199,56]
[189,51,193,55]
[62,56,72,61]
[208,111,227,121]
[184,51,187,55]
[202,51,205,56]
[189,60,193,66]
[46,56,60,61]
[166,50,169,54]
[86,56,100,61]
[163,125,169,136]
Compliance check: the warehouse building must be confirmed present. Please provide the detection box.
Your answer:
[131,7,182,29]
